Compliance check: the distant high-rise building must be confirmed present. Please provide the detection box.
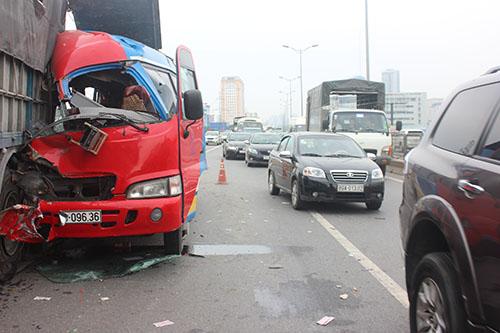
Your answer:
[382,69,400,93]
[219,76,245,123]
[385,92,427,128]
[425,98,444,127]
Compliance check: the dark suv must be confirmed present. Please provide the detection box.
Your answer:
[400,67,500,333]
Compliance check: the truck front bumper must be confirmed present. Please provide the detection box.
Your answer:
[39,195,182,241]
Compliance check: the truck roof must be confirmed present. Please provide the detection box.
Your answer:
[52,30,175,81]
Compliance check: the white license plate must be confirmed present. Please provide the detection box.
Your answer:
[337,184,364,193]
[263,156,269,160]
[59,210,102,224]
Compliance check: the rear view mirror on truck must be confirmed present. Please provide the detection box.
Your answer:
[183,89,203,120]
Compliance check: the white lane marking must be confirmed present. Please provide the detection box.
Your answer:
[310,211,409,308]
[206,145,221,153]
[385,176,403,184]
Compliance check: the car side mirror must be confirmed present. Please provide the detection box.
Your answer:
[279,151,292,159]
[395,120,403,131]
[367,152,377,160]
[183,89,203,120]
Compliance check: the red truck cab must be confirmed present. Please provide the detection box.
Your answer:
[8,30,204,254]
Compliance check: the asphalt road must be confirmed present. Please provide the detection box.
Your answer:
[0,146,409,332]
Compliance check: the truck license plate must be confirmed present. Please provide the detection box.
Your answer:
[337,184,364,192]
[59,210,102,224]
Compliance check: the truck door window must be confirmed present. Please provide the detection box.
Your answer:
[144,67,177,115]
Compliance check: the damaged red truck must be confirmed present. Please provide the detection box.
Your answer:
[0,1,205,281]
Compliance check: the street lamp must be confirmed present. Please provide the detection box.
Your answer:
[282,44,319,117]
[279,75,299,124]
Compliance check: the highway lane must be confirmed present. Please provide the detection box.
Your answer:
[0,146,409,332]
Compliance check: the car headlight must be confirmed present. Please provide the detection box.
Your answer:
[372,168,384,180]
[248,148,258,155]
[127,176,182,199]
[303,167,326,178]
[227,145,237,150]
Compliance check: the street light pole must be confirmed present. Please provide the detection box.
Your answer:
[282,44,318,118]
[279,76,299,125]
[364,0,370,81]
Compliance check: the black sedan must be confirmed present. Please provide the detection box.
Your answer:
[268,132,384,210]
[245,133,283,167]
[222,132,252,159]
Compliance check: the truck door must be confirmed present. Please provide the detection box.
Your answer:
[176,46,203,222]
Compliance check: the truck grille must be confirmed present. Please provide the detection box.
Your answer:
[42,175,116,201]
[330,170,368,183]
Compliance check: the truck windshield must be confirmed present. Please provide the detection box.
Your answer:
[250,134,282,144]
[333,112,388,133]
[228,133,251,141]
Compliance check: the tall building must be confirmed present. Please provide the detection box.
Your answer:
[385,92,427,128]
[382,69,400,93]
[219,76,245,123]
[425,98,444,127]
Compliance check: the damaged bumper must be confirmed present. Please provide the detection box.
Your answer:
[39,195,182,241]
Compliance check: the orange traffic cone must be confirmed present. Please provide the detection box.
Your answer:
[217,158,227,185]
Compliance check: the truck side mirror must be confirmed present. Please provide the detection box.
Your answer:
[183,89,203,120]
[396,120,403,131]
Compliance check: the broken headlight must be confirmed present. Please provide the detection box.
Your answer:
[127,176,182,199]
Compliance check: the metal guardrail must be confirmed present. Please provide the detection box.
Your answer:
[392,132,423,160]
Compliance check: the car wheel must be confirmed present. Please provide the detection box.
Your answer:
[366,200,382,210]
[163,227,182,255]
[268,172,280,195]
[226,152,232,160]
[410,253,466,333]
[291,179,304,210]
[0,171,23,283]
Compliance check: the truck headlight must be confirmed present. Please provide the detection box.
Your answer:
[248,148,258,155]
[303,167,326,178]
[372,168,384,180]
[127,175,182,199]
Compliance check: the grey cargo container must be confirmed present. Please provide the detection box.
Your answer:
[0,0,66,148]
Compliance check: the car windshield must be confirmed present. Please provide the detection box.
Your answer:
[228,132,251,141]
[298,135,366,157]
[206,131,219,136]
[250,134,282,144]
[333,112,388,133]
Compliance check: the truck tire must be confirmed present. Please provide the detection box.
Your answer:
[409,253,466,333]
[163,227,182,255]
[0,170,23,283]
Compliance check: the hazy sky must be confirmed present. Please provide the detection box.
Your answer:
[156,1,499,120]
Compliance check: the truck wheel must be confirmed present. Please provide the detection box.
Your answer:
[366,200,382,210]
[268,172,280,195]
[0,171,23,283]
[410,253,466,333]
[291,179,305,210]
[163,227,182,255]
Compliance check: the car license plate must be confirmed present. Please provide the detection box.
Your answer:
[337,184,364,192]
[263,156,269,160]
[59,210,102,224]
